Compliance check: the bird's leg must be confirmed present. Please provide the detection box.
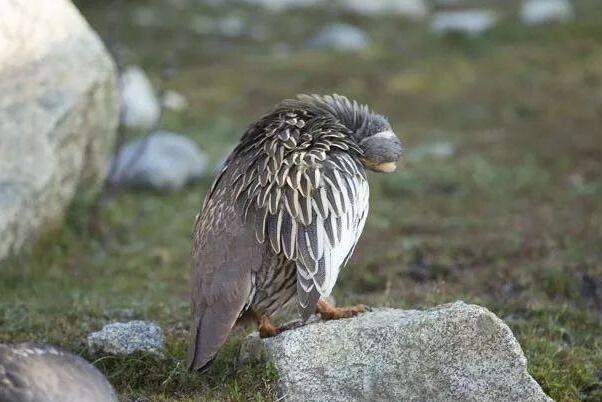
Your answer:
[256,314,282,338]
[316,298,367,320]
[253,313,307,338]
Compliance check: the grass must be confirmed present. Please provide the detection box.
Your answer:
[1,0,602,400]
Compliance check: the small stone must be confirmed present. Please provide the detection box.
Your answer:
[119,66,160,130]
[240,302,552,402]
[520,0,574,25]
[87,321,164,357]
[307,24,370,51]
[162,90,188,111]
[431,10,498,36]
[216,16,246,37]
[243,0,321,11]
[339,0,428,20]
[109,131,208,191]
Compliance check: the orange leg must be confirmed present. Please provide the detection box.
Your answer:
[257,315,281,338]
[316,299,366,320]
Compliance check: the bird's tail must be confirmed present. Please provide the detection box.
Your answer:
[187,303,241,372]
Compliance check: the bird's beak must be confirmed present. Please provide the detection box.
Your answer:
[359,130,403,173]
[361,159,397,172]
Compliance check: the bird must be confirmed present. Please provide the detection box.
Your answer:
[0,342,119,402]
[188,94,402,371]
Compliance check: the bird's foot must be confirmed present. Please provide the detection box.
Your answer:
[258,315,282,338]
[316,299,367,320]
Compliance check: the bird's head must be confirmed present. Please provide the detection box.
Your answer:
[296,94,403,173]
[354,113,402,173]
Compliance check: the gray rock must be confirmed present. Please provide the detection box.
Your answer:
[109,131,208,191]
[520,0,574,25]
[119,66,160,130]
[243,0,322,11]
[216,16,246,38]
[339,0,428,20]
[240,302,552,402]
[431,10,498,35]
[87,321,164,356]
[162,90,188,112]
[308,24,370,51]
[0,343,118,402]
[0,0,118,263]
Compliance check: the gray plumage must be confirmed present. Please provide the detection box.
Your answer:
[0,343,118,402]
[189,94,402,371]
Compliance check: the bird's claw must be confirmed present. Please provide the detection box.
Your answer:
[318,303,368,320]
[279,319,305,332]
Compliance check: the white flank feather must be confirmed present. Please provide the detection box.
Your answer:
[315,176,369,296]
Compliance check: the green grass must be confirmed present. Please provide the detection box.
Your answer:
[2,1,602,400]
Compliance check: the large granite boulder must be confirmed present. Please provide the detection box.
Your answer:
[240,301,552,402]
[0,0,118,262]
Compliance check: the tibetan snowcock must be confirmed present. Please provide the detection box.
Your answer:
[189,94,403,371]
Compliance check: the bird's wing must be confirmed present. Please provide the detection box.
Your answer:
[232,115,369,318]
[188,174,263,371]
